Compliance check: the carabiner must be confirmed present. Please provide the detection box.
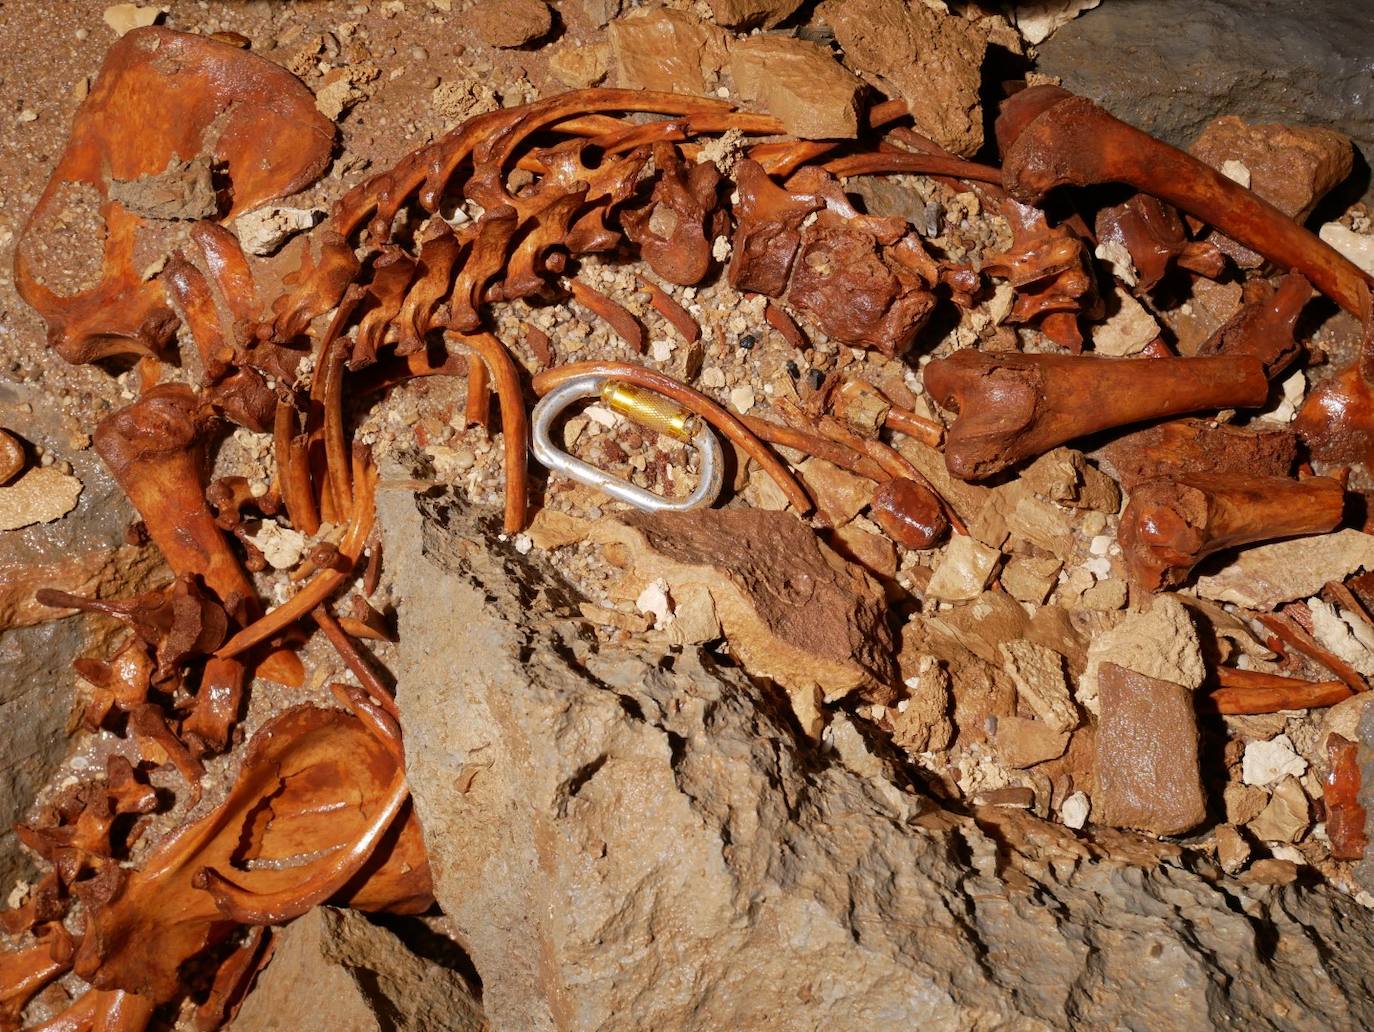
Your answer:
[530,373,724,512]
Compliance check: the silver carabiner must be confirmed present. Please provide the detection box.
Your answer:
[530,373,724,512]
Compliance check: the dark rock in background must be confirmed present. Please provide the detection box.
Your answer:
[1037,0,1374,206]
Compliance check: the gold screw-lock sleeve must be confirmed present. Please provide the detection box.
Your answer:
[600,381,700,442]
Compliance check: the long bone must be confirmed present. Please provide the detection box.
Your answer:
[1117,473,1344,592]
[923,351,1270,480]
[995,85,1374,320]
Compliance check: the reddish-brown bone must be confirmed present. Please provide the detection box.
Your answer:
[923,351,1270,480]
[14,28,332,364]
[1118,473,1344,592]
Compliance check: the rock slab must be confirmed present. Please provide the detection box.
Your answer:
[384,488,1374,1031]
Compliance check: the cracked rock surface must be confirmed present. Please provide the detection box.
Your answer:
[383,489,1374,1031]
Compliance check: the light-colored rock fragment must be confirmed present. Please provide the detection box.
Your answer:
[1079,578,1128,611]
[1215,824,1251,874]
[1020,448,1121,514]
[103,3,164,35]
[1082,595,1203,715]
[891,654,952,754]
[1060,790,1090,829]
[1001,555,1062,604]
[1195,529,1374,609]
[925,535,1000,602]
[636,578,673,628]
[1005,492,1075,554]
[1000,639,1077,732]
[608,8,727,94]
[244,520,306,570]
[1220,159,1252,187]
[1248,776,1310,843]
[996,715,1070,768]
[819,0,989,155]
[1309,597,1374,676]
[1242,733,1308,786]
[232,907,486,1032]
[525,508,591,550]
[596,507,897,703]
[798,457,872,526]
[1091,289,1159,356]
[1013,0,1101,44]
[728,36,864,140]
[728,384,756,414]
[1320,223,1374,277]
[1094,663,1206,836]
[235,206,322,256]
[0,467,83,531]
[548,40,611,88]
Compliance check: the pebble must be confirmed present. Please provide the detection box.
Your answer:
[1242,734,1308,787]
[1060,791,1090,830]
[729,385,756,414]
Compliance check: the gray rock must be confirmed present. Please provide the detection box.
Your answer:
[1037,0,1374,206]
[385,487,1374,1031]
[230,907,486,1032]
[0,383,158,887]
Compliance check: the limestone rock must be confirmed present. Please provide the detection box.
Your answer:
[1000,639,1077,732]
[0,542,162,631]
[1082,595,1203,714]
[469,0,552,48]
[891,653,952,754]
[728,35,863,140]
[230,908,486,1031]
[1091,288,1160,357]
[1243,734,1308,787]
[1001,555,1062,604]
[102,3,164,37]
[1191,115,1353,223]
[1321,222,1374,277]
[1215,824,1251,874]
[819,0,989,156]
[548,41,610,89]
[1020,448,1120,514]
[1012,0,1100,45]
[1094,663,1207,836]
[1038,0,1374,204]
[827,522,897,581]
[608,8,727,94]
[707,0,803,29]
[1191,115,1353,266]
[925,535,1000,602]
[996,715,1070,768]
[595,507,897,702]
[797,457,873,525]
[0,467,82,531]
[1195,529,1374,609]
[384,487,1374,1029]
[1248,777,1310,844]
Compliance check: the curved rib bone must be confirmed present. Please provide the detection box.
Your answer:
[1118,473,1344,592]
[923,351,1270,480]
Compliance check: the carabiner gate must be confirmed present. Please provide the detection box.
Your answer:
[530,373,724,512]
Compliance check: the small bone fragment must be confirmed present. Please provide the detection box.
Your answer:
[1094,662,1206,837]
[1104,418,1298,491]
[0,429,24,485]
